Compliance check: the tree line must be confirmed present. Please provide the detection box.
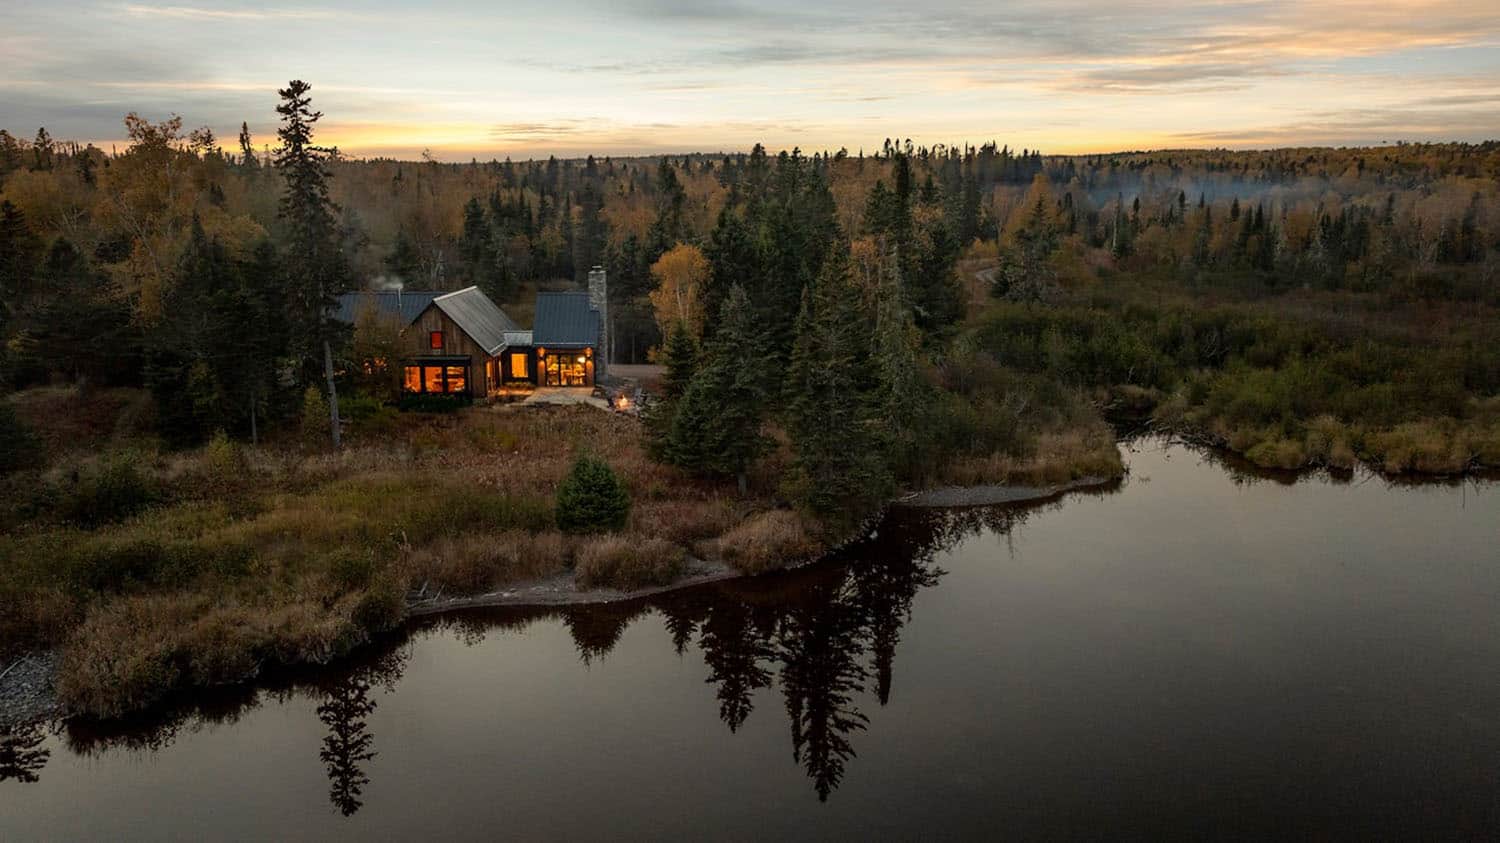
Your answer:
[3,94,1497,463]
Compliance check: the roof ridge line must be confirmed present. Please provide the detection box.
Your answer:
[433,285,480,301]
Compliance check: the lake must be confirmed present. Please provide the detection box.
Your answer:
[3,438,1498,839]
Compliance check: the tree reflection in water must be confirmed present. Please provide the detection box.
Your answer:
[316,648,407,817]
[0,723,49,784]
[36,496,1077,806]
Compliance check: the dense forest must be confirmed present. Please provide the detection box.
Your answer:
[3,95,1498,475]
[2,81,1498,720]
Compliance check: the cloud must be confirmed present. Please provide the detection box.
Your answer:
[4,0,1498,154]
[121,4,337,20]
[1169,96,1500,147]
[489,120,595,141]
[1064,61,1285,93]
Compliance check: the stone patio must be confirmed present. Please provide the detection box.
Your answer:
[520,387,610,408]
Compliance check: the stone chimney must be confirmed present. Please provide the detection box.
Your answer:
[587,265,609,378]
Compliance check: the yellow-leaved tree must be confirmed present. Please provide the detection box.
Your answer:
[648,243,709,340]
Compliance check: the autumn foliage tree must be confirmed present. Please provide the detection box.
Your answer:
[649,243,710,341]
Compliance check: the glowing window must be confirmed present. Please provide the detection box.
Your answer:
[429,331,444,350]
[444,366,467,394]
[403,366,422,393]
[423,366,444,393]
[509,353,528,379]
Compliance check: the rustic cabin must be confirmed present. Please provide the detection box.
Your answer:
[336,282,605,401]
[399,287,521,399]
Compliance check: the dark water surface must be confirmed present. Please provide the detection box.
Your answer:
[4,439,1500,839]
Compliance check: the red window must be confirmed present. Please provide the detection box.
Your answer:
[429,331,444,350]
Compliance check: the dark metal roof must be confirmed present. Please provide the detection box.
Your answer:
[532,292,600,348]
[334,290,441,325]
[432,286,520,355]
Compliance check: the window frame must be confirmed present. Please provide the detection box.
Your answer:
[403,362,471,395]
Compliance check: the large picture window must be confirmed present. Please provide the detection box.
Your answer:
[544,353,588,386]
[509,352,528,379]
[403,363,470,395]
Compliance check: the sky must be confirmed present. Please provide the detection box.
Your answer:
[3,0,1499,160]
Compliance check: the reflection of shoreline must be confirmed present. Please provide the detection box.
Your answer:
[51,497,1046,800]
[407,474,1126,618]
[896,474,1122,508]
[1143,430,1500,488]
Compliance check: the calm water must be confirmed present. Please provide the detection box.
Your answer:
[4,439,1500,839]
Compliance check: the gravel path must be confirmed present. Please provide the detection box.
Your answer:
[0,652,61,732]
[406,559,746,617]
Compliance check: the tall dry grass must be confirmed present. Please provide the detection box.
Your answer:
[573,535,685,590]
[3,402,800,718]
[936,422,1123,487]
[711,510,821,575]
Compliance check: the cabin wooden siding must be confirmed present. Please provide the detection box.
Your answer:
[407,306,493,398]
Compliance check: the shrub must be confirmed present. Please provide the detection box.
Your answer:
[555,455,631,534]
[629,498,737,544]
[342,394,400,439]
[714,510,821,575]
[397,393,468,413]
[573,535,684,590]
[60,532,254,595]
[1244,437,1309,470]
[350,577,406,632]
[61,451,158,526]
[326,547,379,592]
[399,531,567,593]
[300,386,331,449]
[0,403,43,474]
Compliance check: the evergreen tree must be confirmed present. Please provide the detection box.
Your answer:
[784,251,891,523]
[646,159,687,258]
[149,219,285,443]
[658,319,699,401]
[993,196,1060,302]
[871,248,929,477]
[31,128,52,171]
[0,201,40,327]
[665,286,769,492]
[0,130,21,178]
[703,208,757,340]
[573,180,608,283]
[384,228,421,281]
[23,238,136,388]
[458,197,492,282]
[238,122,258,168]
[556,455,631,533]
[275,79,349,447]
[911,217,965,339]
[643,319,698,461]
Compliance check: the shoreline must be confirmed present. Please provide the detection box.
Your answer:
[0,474,1119,732]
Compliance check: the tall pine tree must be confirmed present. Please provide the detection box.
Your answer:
[665,286,768,493]
[275,79,349,447]
[784,250,891,523]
